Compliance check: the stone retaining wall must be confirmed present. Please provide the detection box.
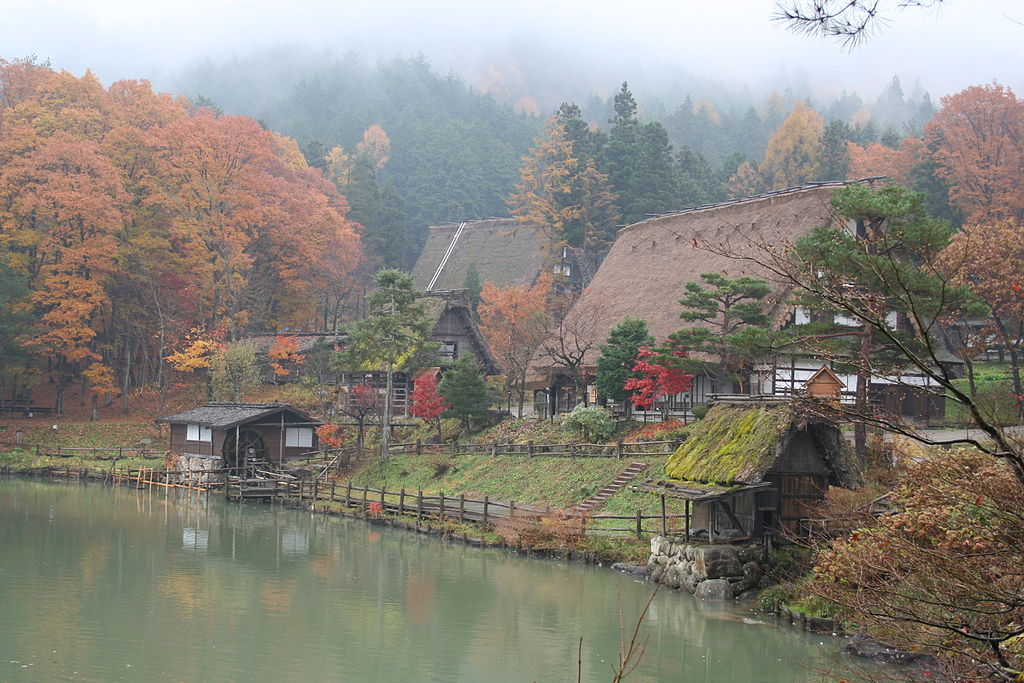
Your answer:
[172,453,224,486]
[647,536,771,600]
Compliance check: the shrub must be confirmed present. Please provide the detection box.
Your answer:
[690,404,709,420]
[427,454,456,478]
[563,404,616,442]
[492,510,588,548]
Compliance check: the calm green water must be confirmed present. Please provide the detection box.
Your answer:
[0,478,852,682]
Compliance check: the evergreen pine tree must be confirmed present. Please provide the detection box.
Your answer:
[463,263,482,318]
[595,318,653,413]
[438,355,496,432]
[820,119,852,181]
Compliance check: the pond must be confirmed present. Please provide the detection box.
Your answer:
[0,478,856,681]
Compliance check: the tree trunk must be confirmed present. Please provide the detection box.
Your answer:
[854,327,873,466]
[380,362,393,461]
[122,341,132,414]
[993,316,1024,419]
[55,367,65,417]
[91,394,99,422]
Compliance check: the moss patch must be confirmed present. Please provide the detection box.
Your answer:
[664,404,793,484]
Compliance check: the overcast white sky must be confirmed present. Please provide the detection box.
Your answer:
[0,0,1020,101]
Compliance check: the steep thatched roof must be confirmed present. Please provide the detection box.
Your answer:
[421,290,500,374]
[246,332,346,354]
[411,219,547,291]
[527,182,873,382]
[665,402,859,488]
[158,403,319,429]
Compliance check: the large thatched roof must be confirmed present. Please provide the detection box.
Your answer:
[665,402,859,489]
[411,219,547,291]
[527,182,872,382]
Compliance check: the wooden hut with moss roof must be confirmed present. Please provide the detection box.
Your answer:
[637,400,859,541]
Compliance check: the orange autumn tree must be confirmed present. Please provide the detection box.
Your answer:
[846,137,924,186]
[0,61,365,414]
[478,274,552,417]
[926,83,1024,223]
[268,335,305,378]
[942,221,1024,406]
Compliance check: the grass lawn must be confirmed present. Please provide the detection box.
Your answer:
[0,420,167,472]
[946,361,1023,425]
[349,452,634,507]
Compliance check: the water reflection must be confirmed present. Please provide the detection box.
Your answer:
[0,479,859,682]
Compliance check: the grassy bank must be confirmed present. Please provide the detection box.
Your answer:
[351,452,632,507]
[0,419,166,472]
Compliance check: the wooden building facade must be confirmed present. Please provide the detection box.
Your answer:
[159,403,322,467]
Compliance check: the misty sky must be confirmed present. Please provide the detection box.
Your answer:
[1,0,1020,102]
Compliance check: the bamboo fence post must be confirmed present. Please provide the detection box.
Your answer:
[490,441,497,457]
[635,508,642,539]
[685,500,691,543]
[399,488,406,514]
[483,495,489,524]
[567,443,575,457]
[415,439,422,456]
[459,494,465,522]
[345,480,352,508]
[527,441,533,458]
[379,487,385,509]
[616,439,624,459]
[331,480,336,501]
[439,492,445,521]
[57,446,61,457]
[362,485,368,509]
[417,489,423,522]
[510,501,516,520]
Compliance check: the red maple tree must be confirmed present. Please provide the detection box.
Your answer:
[410,370,450,440]
[624,342,694,417]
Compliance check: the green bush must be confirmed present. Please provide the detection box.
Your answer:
[691,404,709,420]
[563,404,616,442]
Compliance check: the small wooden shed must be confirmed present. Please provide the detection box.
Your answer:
[803,366,845,403]
[159,403,322,467]
[638,401,860,541]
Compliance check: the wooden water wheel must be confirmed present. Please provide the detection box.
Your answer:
[222,429,266,467]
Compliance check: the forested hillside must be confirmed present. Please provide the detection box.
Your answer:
[0,58,364,414]
[172,49,939,268]
[175,52,541,268]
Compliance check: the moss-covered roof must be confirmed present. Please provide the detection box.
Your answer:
[665,403,795,485]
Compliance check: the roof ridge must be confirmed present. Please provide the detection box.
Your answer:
[616,177,884,237]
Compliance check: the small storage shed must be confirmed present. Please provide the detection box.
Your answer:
[637,401,859,540]
[159,403,322,467]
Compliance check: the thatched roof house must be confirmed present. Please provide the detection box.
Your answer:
[411,219,548,291]
[638,401,859,540]
[529,183,855,381]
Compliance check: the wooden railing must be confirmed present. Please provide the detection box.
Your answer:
[273,480,690,538]
[0,441,168,460]
[384,439,682,458]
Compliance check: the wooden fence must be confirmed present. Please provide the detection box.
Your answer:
[0,441,167,461]
[382,439,682,458]
[250,479,689,538]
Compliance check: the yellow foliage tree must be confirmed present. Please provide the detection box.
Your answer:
[758,102,824,190]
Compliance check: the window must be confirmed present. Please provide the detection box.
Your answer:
[285,427,314,448]
[186,424,211,442]
[440,340,457,359]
